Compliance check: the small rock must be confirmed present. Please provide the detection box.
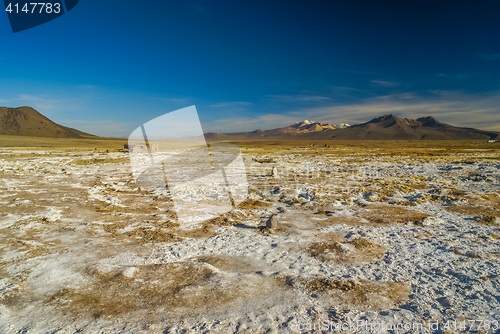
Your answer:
[453,248,466,256]
[355,200,368,207]
[467,251,483,259]
[266,215,278,229]
[437,296,451,308]
[417,216,445,226]
[445,269,457,276]
[122,267,138,278]
[271,167,279,178]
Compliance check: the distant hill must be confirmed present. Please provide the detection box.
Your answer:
[205,119,346,140]
[0,106,95,138]
[206,115,499,141]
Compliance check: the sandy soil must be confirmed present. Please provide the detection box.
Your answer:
[0,145,499,333]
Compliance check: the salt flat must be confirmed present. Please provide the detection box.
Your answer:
[0,142,499,333]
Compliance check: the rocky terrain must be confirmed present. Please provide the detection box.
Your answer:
[0,142,499,333]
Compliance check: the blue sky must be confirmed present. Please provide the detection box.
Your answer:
[1,0,499,136]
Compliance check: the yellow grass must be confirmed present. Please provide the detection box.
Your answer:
[216,140,500,160]
[0,135,127,151]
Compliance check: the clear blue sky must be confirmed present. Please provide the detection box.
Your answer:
[1,0,499,136]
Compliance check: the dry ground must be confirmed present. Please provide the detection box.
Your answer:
[0,140,499,333]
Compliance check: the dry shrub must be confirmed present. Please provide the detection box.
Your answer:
[49,262,276,319]
[175,223,217,239]
[101,221,129,234]
[23,246,52,260]
[158,220,180,228]
[394,200,418,207]
[355,204,429,226]
[238,199,273,209]
[205,210,251,226]
[339,281,411,310]
[206,216,238,226]
[308,238,386,265]
[71,158,128,165]
[444,205,500,220]
[278,275,410,310]
[305,278,356,292]
[95,204,159,215]
[481,192,500,203]
[489,253,500,260]
[477,215,500,226]
[350,238,377,249]
[314,210,335,215]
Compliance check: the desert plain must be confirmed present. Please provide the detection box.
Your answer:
[0,138,499,333]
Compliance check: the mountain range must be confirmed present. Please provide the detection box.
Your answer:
[0,106,498,141]
[310,114,500,140]
[205,115,499,141]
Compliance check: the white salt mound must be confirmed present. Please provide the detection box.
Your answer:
[122,267,139,278]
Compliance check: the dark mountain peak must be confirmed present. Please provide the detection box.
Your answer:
[417,116,435,120]
[416,116,446,127]
[368,114,398,123]
[365,114,401,128]
[416,116,436,123]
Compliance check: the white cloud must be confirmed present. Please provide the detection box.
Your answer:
[210,101,252,108]
[0,94,81,117]
[203,91,500,133]
[370,80,399,87]
[16,94,64,114]
[435,73,471,80]
[290,91,500,131]
[203,114,299,133]
[266,95,331,103]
